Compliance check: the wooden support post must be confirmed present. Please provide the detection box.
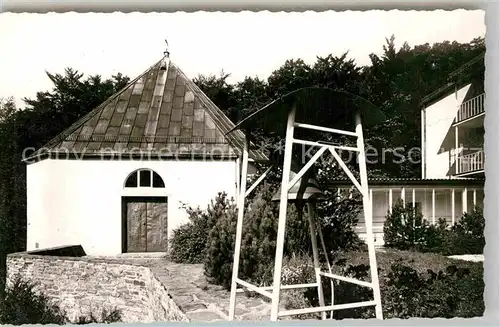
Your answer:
[355,113,383,320]
[235,157,240,205]
[473,189,477,207]
[455,126,459,174]
[463,188,468,214]
[228,140,250,320]
[451,189,455,225]
[421,108,426,179]
[401,187,405,206]
[432,189,436,225]
[317,225,334,319]
[412,189,416,208]
[370,188,374,237]
[307,203,326,320]
[270,105,296,321]
[412,188,416,228]
[389,189,393,214]
[370,189,373,212]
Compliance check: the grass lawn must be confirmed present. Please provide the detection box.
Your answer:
[270,248,484,319]
[316,248,484,318]
[330,247,483,282]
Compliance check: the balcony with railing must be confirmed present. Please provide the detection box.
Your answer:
[456,150,484,175]
[455,93,485,123]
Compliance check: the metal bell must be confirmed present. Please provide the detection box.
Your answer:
[271,170,325,203]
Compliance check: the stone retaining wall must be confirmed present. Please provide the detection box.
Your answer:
[6,252,188,323]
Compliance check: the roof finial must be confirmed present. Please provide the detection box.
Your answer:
[163,39,170,58]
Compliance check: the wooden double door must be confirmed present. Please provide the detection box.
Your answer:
[123,197,168,253]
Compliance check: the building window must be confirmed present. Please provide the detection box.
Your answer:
[125,171,138,187]
[152,171,165,188]
[139,170,151,187]
[125,169,165,188]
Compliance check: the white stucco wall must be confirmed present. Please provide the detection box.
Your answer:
[27,158,238,255]
[422,84,471,179]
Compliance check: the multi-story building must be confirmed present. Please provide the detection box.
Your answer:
[333,52,485,245]
[422,51,485,180]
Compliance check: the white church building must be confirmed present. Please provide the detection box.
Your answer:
[23,55,266,256]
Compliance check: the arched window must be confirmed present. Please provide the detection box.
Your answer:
[125,169,165,188]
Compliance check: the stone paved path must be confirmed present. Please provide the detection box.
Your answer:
[90,255,288,322]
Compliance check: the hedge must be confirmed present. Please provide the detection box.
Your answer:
[383,199,484,255]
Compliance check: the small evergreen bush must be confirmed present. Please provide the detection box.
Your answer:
[238,184,280,287]
[383,200,485,255]
[170,183,363,291]
[278,254,319,320]
[316,192,364,257]
[74,307,122,324]
[274,258,484,319]
[383,199,429,251]
[382,263,484,318]
[421,218,451,254]
[203,193,239,288]
[202,184,306,288]
[0,277,122,325]
[0,277,67,325]
[170,193,234,264]
[262,254,374,320]
[169,222,206,263]
[202,184,363,290]
[449,206,485,255]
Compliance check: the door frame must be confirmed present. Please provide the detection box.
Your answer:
[121,196,168,253]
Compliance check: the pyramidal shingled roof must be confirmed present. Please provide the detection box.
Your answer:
[30,56,267,162]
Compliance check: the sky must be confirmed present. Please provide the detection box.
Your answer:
[0,10,486,108]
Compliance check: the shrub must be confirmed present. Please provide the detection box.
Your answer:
[170,193,233,263]
[326,262,374,320]
[238,184,280,287]
[0,277,67,325]
[169,222,206,264]
[382,263,484,318]
[240,184,321,285]
[203,184,302,288]
[0,277,123,325]
[383,199,430,250]
[247,255,371,320]
[449,206,485,255]
[203,182,363,289]
[203,194,238,288]
[279,254,319,320]
[275,255,484,320]
[316,192,364,257]
[272,254,374,320]
[307,259,374,320]
[173,178,362,290]
[421,218,452,254]
[281,289,316,320]
[74,307,122,324]
[384,201,485,255]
